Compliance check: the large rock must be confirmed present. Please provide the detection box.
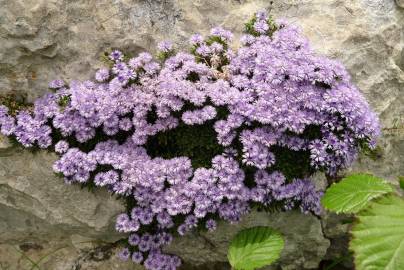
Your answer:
[166,210,329,270]
[0,0,403,269]
[0,138,130,269]
[0,143,124,243]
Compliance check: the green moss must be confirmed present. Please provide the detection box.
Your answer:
[270,146,314,180]
[145,103,232,169]
[145,120,225,169]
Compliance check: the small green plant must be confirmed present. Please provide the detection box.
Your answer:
[322,173,404,270]
[227,226,284,270]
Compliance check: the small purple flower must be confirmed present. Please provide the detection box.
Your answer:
[128,233,140,246]
[95,68,110,82]
[54,140,69,154]
[157,41,173,53]
[196,45,211,57]
[177,224,188,236]
[109,50,123,61]
[210,42,223,53]
[157,211,173,228]
[139,209,154,225]
[138,240,151,252]
[205,219,217,232]
[253,20,269,34]
[119,117,132,131]
[49,79,65,89]
[117,248,130,261]
[131,207,143,220]
[132,251,143,263]
[184,215,198,228]
[256,10,268,21]
[190,34,204,46]
[127,219,140,232]
[240,34,256,45]
[160,232,173,245]
[210,26,233,41]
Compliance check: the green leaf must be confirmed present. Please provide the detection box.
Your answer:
[321,174,393,214]
[350,195,404,270]
[228,226,284,270]
[399,176,404,190]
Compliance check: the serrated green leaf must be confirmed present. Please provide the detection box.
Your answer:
[350,195,404,270]
[228,226,284,270]
[321,174,393,214]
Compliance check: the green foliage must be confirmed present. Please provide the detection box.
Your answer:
[157,50,175,62]
[399,176,404,190]
[321,174,393,214]
[145,120,224,169]
[322,173,404,270]
[270,145,313,180]
[57,95,71,111]
[350,195,404,270]
[228,226,284,270]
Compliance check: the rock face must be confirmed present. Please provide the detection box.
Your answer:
[0,1,403,269]
[165,211,329,270]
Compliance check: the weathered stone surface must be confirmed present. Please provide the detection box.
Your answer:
[166,210,329,270]
[0,242,140,270]
[0,1,403,269]
[0,145,125,242]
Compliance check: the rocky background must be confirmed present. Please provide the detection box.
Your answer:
[0,1,403,269]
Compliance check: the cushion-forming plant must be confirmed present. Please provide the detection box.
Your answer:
[0,11,380,270]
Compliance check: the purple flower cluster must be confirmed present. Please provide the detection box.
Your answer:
[0,11,380,270]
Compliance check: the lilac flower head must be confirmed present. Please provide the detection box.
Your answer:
[256,10,268,21]
[157,40,174,53]
[49,79,65,89]
[128,233,140,246]
[190,34,204,46]
[196,45,211,57]
[118,248,130,261]
[95,68,110,82]
[205,219,217,232]
[132,252,143,263]
[54,140,69,154]
[177,224,188,236]
[253,20,269,34]
[109,50,123,62]
[210,27,233,42]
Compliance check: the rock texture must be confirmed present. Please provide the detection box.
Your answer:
[0,0,403,269]
[165,211,329,270]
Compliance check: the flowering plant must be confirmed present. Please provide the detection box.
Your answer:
[0,11,380,270]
